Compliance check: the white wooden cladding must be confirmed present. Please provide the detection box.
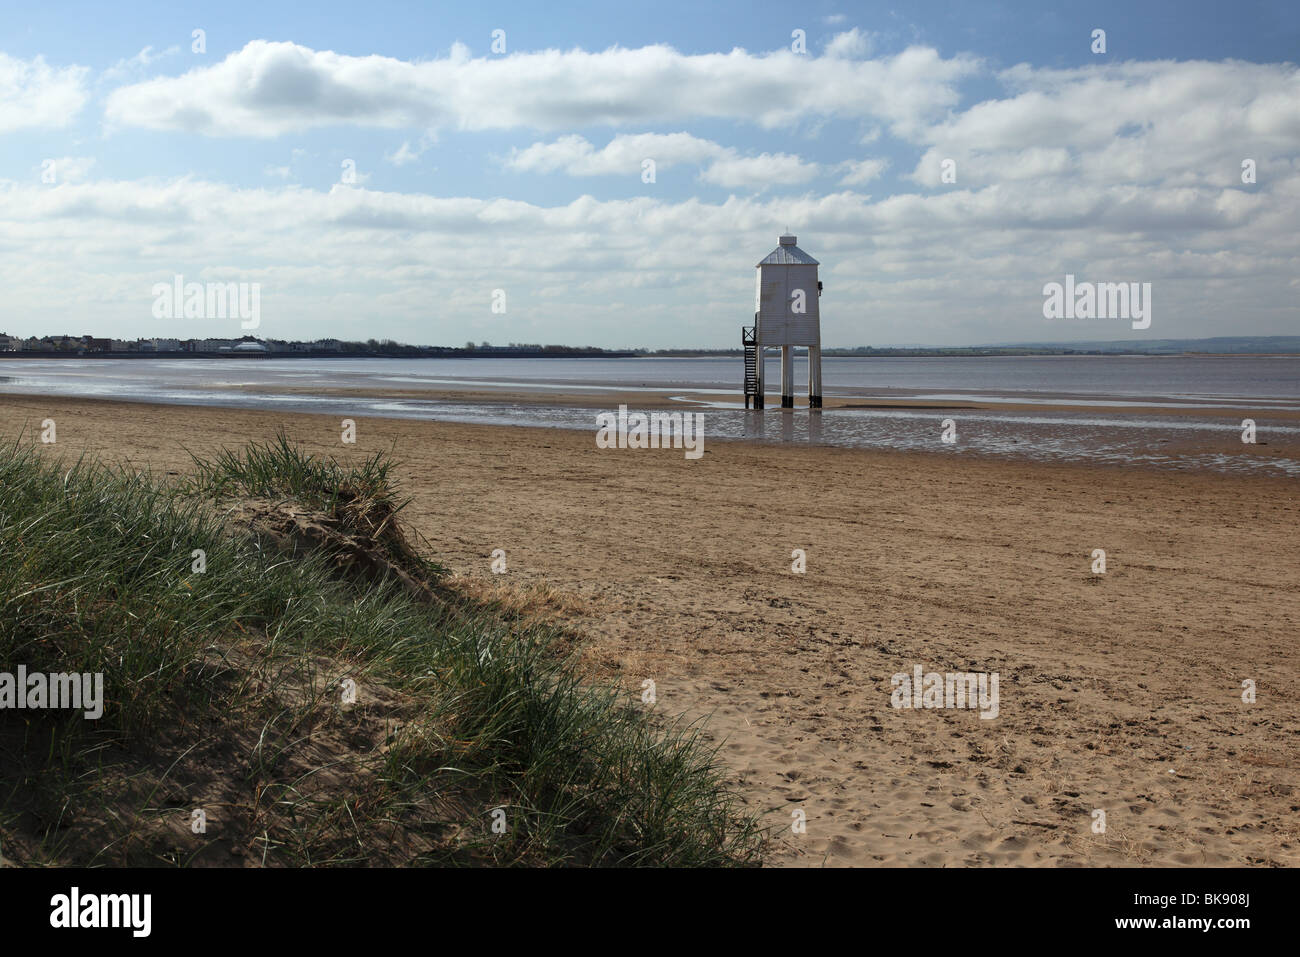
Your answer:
[755,262,820,347]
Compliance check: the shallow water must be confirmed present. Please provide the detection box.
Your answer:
[2,356,1297,477]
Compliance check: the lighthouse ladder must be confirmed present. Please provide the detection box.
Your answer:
[742,324,759,408]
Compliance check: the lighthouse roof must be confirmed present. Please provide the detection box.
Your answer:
[757,235,819,266]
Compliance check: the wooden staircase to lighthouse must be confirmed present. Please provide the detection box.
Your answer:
[742,324,761,408]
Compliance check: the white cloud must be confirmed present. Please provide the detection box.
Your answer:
[825,28,872,59]
[507,132,725,176]
[387,142,420,166]
[838,157,888,185]
[699,152,821,189]
[103,39,978,139]
[507,133,820,190]
[908,59,1300,188]
[385,131,437,166]
[0,53,89,132]
[102,45,180,83]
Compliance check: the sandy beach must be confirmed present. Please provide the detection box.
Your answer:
[3,392,1297,867]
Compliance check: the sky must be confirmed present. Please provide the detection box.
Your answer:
[1,0,1297,348]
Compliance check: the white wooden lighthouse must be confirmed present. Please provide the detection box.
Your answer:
[743,234,822,409]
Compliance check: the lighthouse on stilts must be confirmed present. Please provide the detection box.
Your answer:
[743,234,822,409]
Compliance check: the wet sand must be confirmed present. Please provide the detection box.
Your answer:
[3,393,1297,867]
[210,380,1300,419]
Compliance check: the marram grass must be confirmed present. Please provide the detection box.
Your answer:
[0,436,764,866]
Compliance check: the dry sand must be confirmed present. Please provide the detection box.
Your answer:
[3,393,1297,867]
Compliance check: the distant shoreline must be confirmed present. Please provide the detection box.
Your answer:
[0,349,638,360]
[2,350,1298,360]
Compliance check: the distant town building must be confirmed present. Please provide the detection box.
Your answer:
[196,339,235,352]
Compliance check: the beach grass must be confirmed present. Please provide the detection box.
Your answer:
[0,435,764,866]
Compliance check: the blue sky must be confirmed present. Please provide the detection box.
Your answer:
[1,0,1297,347]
